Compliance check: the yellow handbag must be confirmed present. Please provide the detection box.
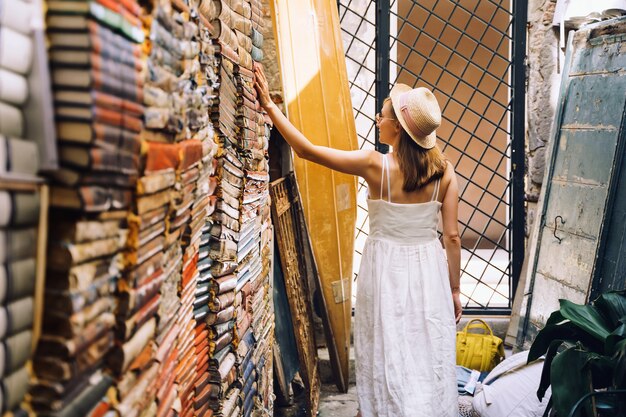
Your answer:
[456,319,505,372]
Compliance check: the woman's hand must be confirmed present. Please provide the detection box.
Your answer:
[253,63,272,110]
[452,292,462,324]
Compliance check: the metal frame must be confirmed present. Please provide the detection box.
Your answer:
[339,0,526,314]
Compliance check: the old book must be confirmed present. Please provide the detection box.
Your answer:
[0,0,34,35]
[0,135,39,177]
[51,68,142,104]
[48,235,125,269]
[49,217,121,244]
[136,188,171,215]
[33,332,113,382]
[52,57,142,88]
[58,144,138,175]
[47,0,144,43]
[0,297,34,339]
[0,227,37,263]
[44,281,115,321]
[0,69,28,106]
[43,297,115,338]
[52,166,137,188]
[37,312,114,358]
[136,170,176,195]
[0,101,24,138]
[2,366,29,412]
[108,317,156,375]
[56,105,143,133]
[47,18,140,56]
[0,27,32,75]
[50,185,132,212]
[1,330,33,379]
[56,120,141,152]
[0,258,36,304]
[0,190,40,227]
[50,48,142,72]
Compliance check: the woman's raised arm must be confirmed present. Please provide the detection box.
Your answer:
[254,64,376,179]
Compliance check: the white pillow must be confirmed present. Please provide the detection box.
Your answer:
[472,351,551,417]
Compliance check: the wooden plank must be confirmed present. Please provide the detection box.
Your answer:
[570,18,626,75]
[544,181,609,239]
[515,21,626,348]
[552,129,619,185]
[530,271,587,325]
[535,226,598,293]
[270,175,320,416]
[561,74,626,128]
[33,184,48,352]
[270,0,356,392]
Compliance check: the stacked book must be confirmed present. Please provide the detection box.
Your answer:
[33,0,145,415]
[46,0,144,210]
[206,147,243,413]
[0,1,42,414]
[33,211,125,416]
[0,190,39,415]
[136,142,180,417]
[109,140,183,417]
[0,0,40,179]
[170,140,203,417]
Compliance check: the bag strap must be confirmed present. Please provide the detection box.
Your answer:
[462,318,494,336]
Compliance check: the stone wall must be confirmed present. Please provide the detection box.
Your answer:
[260,0,284,110]
[525,0,561,235]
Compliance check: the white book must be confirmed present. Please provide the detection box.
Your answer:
[0,0,34,35]
[0,27,33,75]
[0,135,39,176]
[0,102,24,138]
[0,69,28,106]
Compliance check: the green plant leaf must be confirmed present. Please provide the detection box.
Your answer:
[546,309,567,326]
[606,323,626,356]
[560,299,612,341]
[529,320,603,363]
[614,339,626,389]
[593,290,626,328]
[550,347,594,417]
[537,340,563,401]
[585,352,614,389]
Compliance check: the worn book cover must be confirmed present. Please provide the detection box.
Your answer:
[0,135,39,177]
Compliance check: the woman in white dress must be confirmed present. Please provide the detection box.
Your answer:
[254,65,462,417]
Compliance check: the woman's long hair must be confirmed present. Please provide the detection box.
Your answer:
[390,105,447,192]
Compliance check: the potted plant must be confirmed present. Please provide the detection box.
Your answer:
[528,290,626,417]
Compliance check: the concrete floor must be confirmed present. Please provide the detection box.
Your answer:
[274,347,357,417]
[277,317,511,416]
[317,346,357,417]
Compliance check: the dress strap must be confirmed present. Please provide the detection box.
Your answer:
[431,177,441,202]
[379,154,392,202]
[379,154,386,200]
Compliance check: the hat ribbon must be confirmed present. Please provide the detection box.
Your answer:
[399,92,429,138]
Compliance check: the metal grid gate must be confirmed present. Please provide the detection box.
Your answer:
[338,0,526,313]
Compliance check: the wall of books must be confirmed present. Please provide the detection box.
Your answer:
[27,0,275,416]
[0,0,49,415]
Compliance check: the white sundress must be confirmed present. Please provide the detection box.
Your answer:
[354,154,458,417]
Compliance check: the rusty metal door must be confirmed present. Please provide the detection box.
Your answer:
[339,0,526,313]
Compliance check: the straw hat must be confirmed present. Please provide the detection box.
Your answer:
[390,83,441,149]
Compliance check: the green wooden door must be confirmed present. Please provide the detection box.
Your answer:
[517,18,626,347]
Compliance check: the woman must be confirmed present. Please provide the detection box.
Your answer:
[254,65,462,417]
